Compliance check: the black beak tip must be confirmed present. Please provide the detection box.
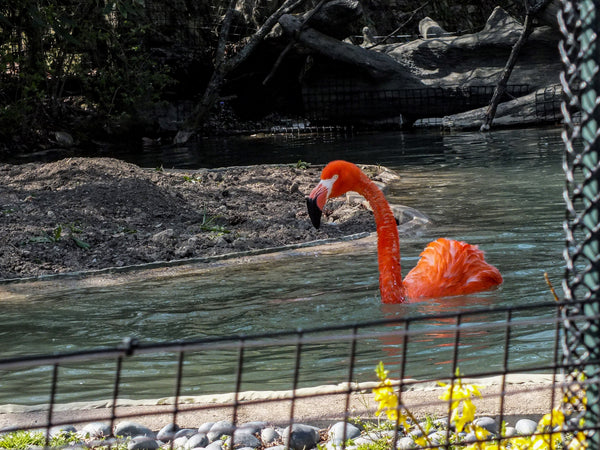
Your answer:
[306,197,322,229]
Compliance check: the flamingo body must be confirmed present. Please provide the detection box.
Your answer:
[306,160,502,303]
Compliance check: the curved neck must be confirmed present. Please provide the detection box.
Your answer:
[355,173,405,303]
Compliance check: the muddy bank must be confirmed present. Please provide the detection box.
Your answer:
[0,158,389,280]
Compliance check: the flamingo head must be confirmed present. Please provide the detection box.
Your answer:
[306,160,363,228]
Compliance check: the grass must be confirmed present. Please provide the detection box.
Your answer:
[0,429,137,449]
[200,207,230,235]
[28,223,91,249]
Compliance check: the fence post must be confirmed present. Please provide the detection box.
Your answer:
[560,0,600,443]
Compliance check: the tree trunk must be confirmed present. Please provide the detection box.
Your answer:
[480,0,552,131]
[178,0,306,139]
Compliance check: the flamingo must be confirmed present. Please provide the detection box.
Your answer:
[306,160,502,304]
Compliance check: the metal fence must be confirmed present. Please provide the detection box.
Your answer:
[0,299,584,448]
[1,1,600,450]
[302,83,533,123]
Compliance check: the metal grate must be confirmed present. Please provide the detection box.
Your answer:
[302,83,531,122]
[0,299,594,448]
[560,0,600,446]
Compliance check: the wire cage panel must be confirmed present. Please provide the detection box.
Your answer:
[302,82,531,123]
[0,299,591,449]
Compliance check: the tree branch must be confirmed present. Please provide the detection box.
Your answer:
[480,0,552,131]
[263,0,327,85]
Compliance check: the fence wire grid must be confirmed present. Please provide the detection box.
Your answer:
[2,1,600,450]
[0,299,593,447]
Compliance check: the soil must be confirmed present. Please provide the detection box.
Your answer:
[0,157,382,280]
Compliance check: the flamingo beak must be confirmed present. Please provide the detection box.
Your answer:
[306,181,329,229]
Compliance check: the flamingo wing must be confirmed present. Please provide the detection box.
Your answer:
[404,238,503,298]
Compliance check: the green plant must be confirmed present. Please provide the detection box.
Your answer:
[0,429,86,449]
[28,223,90,249]
[29,224,63,244]
[200,208,230,235]
[183,175,202,183]
[294,160,311,169]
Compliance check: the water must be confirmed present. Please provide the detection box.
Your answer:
[0,127,566,405]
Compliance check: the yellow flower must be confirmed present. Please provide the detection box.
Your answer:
[453,398,476,433]
[537,409,565,431]
[438,370,482,433]
[567,432,588,449]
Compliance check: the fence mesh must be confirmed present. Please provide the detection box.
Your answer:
[0,300,579,446]
[560,0,600,446]
[2,1,600,449]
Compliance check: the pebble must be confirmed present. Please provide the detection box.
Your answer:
[115,421,155,438]
[77,421,111,439]
[515,418,538,435]
[156,423,179,442]
[282,424,320,450]
[7,415,551,450]
[186,432,209,448]
[328,421,361,444]
[473,416,499,434]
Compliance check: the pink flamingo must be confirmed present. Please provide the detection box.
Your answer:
[306,160,502,304]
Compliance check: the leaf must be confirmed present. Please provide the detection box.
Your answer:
[29,235,53,244]
[72,236,91,250]
[53,225,62,241]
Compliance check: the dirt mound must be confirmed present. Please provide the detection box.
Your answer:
[0,158,379,280]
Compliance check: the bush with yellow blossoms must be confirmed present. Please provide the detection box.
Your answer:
[370,362,588,450]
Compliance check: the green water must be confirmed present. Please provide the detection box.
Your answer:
[0,127,565,404]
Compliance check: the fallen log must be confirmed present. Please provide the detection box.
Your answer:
[278,14,423,86]
[441,85,563,130]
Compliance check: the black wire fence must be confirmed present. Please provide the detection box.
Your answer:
[1,1,600,449]
[0,299,590,446]
[302,83,534,123]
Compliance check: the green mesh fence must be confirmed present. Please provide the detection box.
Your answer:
[560,0,600,444]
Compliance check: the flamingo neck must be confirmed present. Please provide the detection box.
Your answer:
[355,174,406,303]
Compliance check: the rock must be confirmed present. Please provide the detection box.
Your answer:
[172,436,189,448]
[174,428,199,439]
[427,430,446,445]
[186,432,209,449]
[261,427,281,444]
[232,430,261,448]
[419,17,447,38]
[282,424,320,450]
[515,418,538,435]
[504,426,517,437]
[238,421,267,435]
[151,228,174,243]
[114,421,155,438]
[464,432,477,443]
[78,422,111,439]
[49,424,77,438]
[54,131,74,148]
[473,417,498,434]
[174,244,193,258]
[204,441,224,450]
[328,422,361,444]
[128,436,160,449]
[157,423,180,442]
[397,436,417,449]
[207,420,235,441]
[198,422,215,433]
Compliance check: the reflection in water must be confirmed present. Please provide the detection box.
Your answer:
[0,126,565,404]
